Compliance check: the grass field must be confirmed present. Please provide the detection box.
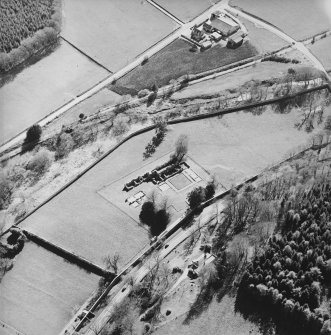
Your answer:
[230,0,331,40]
[0,242,98,335]
[62,0,178,72]
[309,35,331,72]
[240,17,288,53]
[154,0,221,23]
[111,38,258,94]
[154,295,262,335]
[0,39,109,145]
[20,103,326,269]
[172,63,308,100]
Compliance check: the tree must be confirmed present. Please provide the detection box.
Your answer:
[187,186,205,209]
[26,149,53,175]
[0,174,12,210]
[205,181,216,200]
[172,134,188,163]
[55,132,74,160]
[139,201,155,226]
[25,124,42,143]
[103,253,121,274]
[112,115,129,137]
[150,209,169,236]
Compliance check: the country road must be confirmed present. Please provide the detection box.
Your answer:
[224,5,328,75]
[0,0,227,154]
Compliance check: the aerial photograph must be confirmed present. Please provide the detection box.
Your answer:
[0,0,331,335]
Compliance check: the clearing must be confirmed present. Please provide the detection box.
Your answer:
[0,39,109,145]
[309,35,331,72]
[111,38,258,94]
[62,0,179,72]
[154,0,221,23]
[229,0,331,40]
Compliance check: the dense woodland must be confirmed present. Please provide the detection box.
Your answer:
[0,0,61,72]
[236,144,331,335]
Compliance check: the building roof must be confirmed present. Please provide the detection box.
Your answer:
[210,18,235,35]
[229,30,244,43]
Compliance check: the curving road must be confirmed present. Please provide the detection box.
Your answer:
[224,5,328,75]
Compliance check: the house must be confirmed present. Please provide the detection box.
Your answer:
[191,25,205,42]
[210,31,222,42]
[203,21,214,33]
[209,17,239,37]
[227,30,244,48]
[200,40,212,50]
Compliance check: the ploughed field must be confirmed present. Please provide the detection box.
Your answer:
[111,38,258,94]
[0,242,98,335]
[20,105,323,273]
[62,0,179,72]
[230,0,331,40]
[0,39,109,145]
[154,0,221,23]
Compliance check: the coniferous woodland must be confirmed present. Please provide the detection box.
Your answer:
[0,0,62,73]
[236,151,331,335]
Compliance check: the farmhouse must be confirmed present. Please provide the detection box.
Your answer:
[227,30,245,48]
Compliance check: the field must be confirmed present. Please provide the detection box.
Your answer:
[0,39,109,145]
[172,63,310,100]
[240,17,288,53]
[62,0,178,72]
[111,38,258,94]
[309,35,331,72]
[154,0,221,23]
[230,0,331,40]
[19,104,326,270]
[0,242,98,335]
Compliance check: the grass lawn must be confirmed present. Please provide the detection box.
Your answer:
[230,0,331,40]
[240,17,288,53]
[111,38,258,94]
[62,0,178,72]
[154,0,221,23]
[309,35,331,72]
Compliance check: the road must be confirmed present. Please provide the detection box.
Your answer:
[82,210,221,335]
[224,5,328,75]
[0,0,227,154]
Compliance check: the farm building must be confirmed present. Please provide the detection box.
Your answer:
[227,30,244,48]
[211,31,222,42]
[191,25,205,42]
[201,40,212,50]
[205,17,240,37]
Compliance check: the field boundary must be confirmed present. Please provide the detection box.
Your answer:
[2,82,329,239]
[60,36,113,73]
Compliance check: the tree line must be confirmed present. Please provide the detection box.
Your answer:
[0,0,61,73]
